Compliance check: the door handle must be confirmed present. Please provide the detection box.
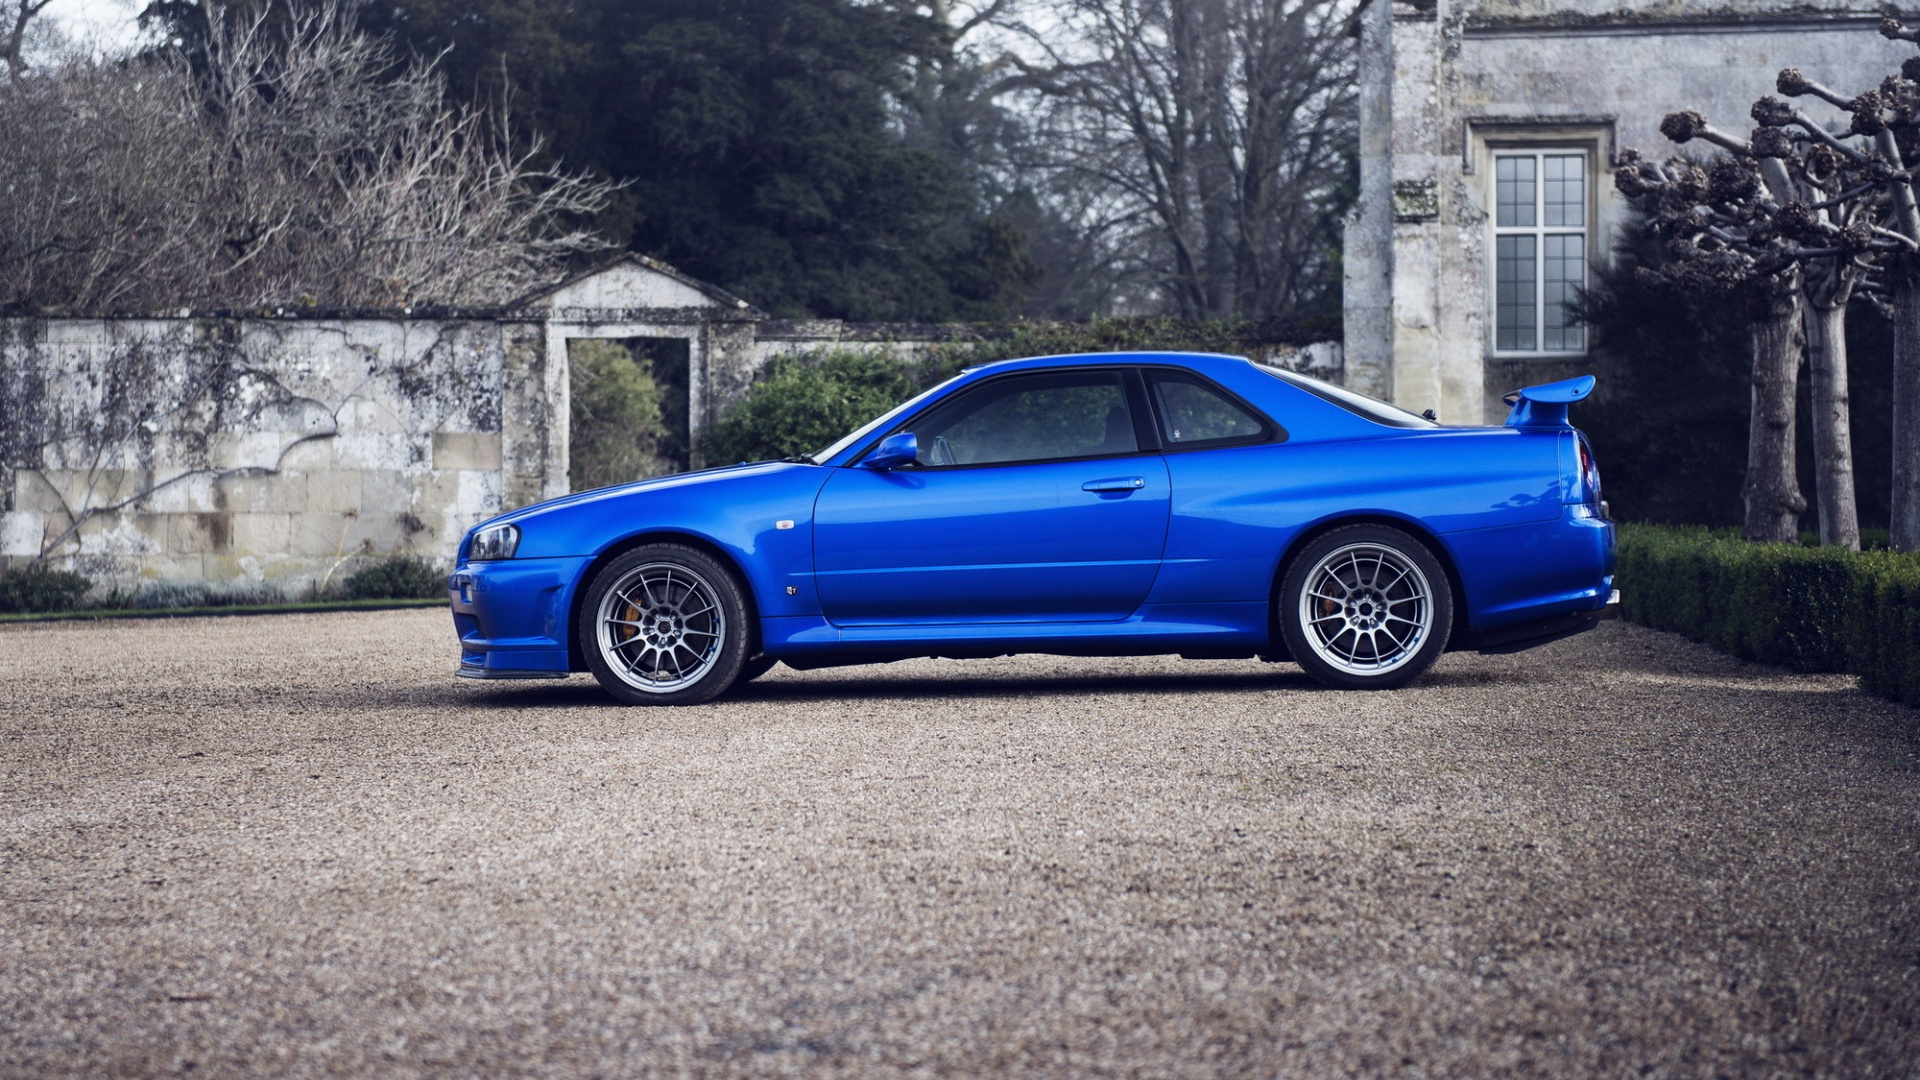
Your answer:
[1082,477,1147,493]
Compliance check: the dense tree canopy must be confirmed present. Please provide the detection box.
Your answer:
[350,0,1035,320]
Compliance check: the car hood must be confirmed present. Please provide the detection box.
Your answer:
[478,460,812,530]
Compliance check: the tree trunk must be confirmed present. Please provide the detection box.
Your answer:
[1744,284,1807,543]
[1893,259,1920,551]
[1800,293,1860,549]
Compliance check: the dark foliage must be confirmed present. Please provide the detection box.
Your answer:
[1573,230,1893,529]
[341,554,445,600]
[1570,232,1752,526]
[703,350,922,466]
[351,0,1033,321]
[0,563,92,613]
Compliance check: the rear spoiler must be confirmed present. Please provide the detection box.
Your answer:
[1502,375,1595,428]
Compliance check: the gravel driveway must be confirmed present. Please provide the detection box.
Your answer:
[2,609,1916,1078]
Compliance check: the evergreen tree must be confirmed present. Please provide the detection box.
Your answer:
[354,0,1035,320]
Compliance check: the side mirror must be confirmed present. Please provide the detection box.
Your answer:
[860,432,918,469]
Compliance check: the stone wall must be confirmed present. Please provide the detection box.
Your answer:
[1347,0,1909,424]
[0,315,544,594]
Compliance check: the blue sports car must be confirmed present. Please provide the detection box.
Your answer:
[449,352,1615,704]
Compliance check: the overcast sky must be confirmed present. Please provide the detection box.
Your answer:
[41,0,145,52]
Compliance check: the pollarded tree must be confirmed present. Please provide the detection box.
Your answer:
[1777,20,1920,552]
[1616,88,1898,547]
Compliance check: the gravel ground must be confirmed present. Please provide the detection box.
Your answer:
[1,609,1917,1079]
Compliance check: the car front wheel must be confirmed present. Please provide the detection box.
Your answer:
[578,544,751,705]
[1279,525,1453,690]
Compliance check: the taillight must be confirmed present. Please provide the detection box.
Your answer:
[1575,434,1603,509]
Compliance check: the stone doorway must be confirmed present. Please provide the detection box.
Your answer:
[566,335,694,492]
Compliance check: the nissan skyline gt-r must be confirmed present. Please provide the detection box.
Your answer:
[448,352,1616,704]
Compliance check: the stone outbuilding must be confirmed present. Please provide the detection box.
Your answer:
[1345,0,1914,423]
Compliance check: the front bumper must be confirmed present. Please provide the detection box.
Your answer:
[448,556,592,678]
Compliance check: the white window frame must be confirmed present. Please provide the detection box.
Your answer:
[1489,147,1593,358]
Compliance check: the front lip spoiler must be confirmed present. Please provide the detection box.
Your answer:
[1465,590,1620,656]
[457,665,568,680]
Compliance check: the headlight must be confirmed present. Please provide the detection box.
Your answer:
[470,523,520,561]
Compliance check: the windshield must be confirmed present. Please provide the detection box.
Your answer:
[1261,367,1439,428]
[811,371,968,464]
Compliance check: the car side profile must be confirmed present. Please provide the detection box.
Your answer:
[448,352,1616,704]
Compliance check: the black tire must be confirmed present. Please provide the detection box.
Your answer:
[1279,524,1453,690]
[577,543,751,705]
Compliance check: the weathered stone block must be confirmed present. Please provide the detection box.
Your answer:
[306,470,364,513]
[170,513,233,555]
[207,432,302,471]
[217,472,309,513]
[41,320,109,345]
[74,513,163,556]
[359,470,415,520]
[12,473,69,515]
[229,507,289,549]
[277,435,334,471]
[333,432,423,471]
[342,397,407,434]
[290,512,358,558]
[230,513,291,554]
[431,431,503,471]
[143,472,221,514]
[0,511,43,557]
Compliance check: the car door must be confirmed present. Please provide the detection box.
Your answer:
[812,368,1171,626]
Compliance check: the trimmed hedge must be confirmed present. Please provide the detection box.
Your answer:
[1616,524,1920,706]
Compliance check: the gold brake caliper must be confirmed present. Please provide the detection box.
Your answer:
[618,601,641,643]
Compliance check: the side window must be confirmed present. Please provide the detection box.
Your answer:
[1148,373,1266,446]
[910,371,1137,466]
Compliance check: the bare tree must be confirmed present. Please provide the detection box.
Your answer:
[0,52,216,313]
[1003,0,1356,319]
[2,0,58,82]
[0,0,619,314]
[1617,89,1894,546]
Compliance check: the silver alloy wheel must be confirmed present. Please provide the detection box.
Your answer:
[1295,541,1434,677]
[594,561,728,694]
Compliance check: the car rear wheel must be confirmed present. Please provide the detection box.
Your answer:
[1279,525,1452,690]
[579,544,750,705]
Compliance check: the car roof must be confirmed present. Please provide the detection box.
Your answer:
[961,351,1256,379]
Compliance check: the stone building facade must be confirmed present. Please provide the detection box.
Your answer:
[1345,0,1914,424]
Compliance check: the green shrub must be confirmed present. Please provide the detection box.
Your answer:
[0,563,93,613]
[340,554,445,600]
[1616,524,1920,706]
[704,349,922,465]
[569,339,671,491]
